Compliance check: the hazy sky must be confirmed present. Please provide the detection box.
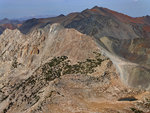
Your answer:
[0,0,150,19]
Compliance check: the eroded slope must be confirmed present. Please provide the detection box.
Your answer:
[0,23,150,113]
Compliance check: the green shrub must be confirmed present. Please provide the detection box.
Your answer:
[130,108,144,113]
[42,52,104,81]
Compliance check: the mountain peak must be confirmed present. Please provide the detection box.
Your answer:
[2,18,9,21]
[92,6,99,9]
[92,6,105,11]
[48,23,64,33]
[58,14,65,17]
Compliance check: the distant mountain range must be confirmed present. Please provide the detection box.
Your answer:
[1,6,150,38]
[0,18,21,25]
[0,15,56,34]
[19,6,150,37]
[0,18,23,34]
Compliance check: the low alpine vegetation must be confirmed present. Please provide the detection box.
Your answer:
[42,52,105,81]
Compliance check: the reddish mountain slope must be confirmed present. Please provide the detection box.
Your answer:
[18,6,150,39]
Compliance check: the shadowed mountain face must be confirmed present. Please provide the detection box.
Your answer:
[19,6,150,39]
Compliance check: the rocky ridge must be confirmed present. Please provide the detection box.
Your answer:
[0,23,150,113]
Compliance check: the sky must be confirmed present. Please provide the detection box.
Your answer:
[0,0,150,19]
